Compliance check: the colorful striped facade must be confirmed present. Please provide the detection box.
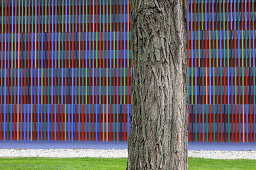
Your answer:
[188,0,256,142]
[0,0,255,142]
[0,0,131,141]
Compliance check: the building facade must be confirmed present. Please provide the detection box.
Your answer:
[0,0,254,142]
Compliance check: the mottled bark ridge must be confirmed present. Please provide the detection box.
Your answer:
[127,0,188,169]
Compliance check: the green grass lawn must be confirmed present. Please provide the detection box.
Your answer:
[0,157,256,170]
[189,158,256,170]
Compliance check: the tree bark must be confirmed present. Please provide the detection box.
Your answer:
[127,0,188,169]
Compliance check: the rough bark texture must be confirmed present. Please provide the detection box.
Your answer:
[127,0,188,169]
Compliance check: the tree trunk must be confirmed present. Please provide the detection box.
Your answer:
[127,0,188,169]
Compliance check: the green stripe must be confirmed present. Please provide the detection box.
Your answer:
[109,0,112,140]
[18,0,21,140]
[213,29,217,142]
[46,0,50,141]
[41,0,45,140]
[119,1,123,141]
[10,0,14,140]
[235,0,239,106]
[95,0,99,140]
[86,0,90,141]
[226,0,230,141]
[31,0,34,141]
[201,0,204,142]
[98,0,103,141]
[206,1,209,142]
[195,2,200,142]
[85,0,88,104]
[78,0,81,141]
[102,0,106,141]
[68,1,72,140]
[62,0,66,141]
[222,0,226,141]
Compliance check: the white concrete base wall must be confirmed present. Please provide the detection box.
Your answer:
[0,149,256,159]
